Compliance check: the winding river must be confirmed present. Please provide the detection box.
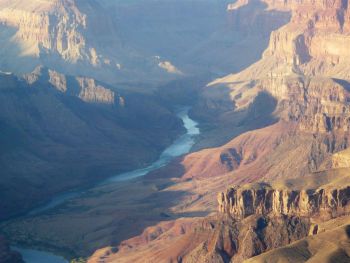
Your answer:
[13,107,200,263]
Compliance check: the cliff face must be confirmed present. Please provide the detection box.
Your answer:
[89,213,311,263]
[245,215,350,263]
[0,0,89,62]
[207,0,350,133]
[90,169,350,263]
[218,185,350,219]
[24,66,118,104]
[0,0,181,83]
[263,0,350,72]
[0,0,110,70]
[76,77,115,104]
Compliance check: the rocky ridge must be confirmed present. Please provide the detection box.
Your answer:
[89,167,350,263]
[208,0,350,134]
[0,0,106,69]
[0,0,180,83]
[88,214,312,263]
[218,184,350,220]
[24,66,118,104]
[245,215,350,263]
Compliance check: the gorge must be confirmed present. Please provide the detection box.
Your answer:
[3,106,200,262]
[1,0,350,262]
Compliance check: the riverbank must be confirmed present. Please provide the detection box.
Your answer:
[4,107,200,262]
[12,247,68,263]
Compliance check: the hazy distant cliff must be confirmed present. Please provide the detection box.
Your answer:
[0,0,181,83]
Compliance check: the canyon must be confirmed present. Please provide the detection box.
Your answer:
[87,0,350,262]
[1,0,350,262]
[0,0,291,86]
[0,67,184,221]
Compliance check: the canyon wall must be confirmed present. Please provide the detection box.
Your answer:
[218,185,350,219]
[0,70,184,220]
[0,0,181,83]
[92,0,350,261]
[24,67,118,104]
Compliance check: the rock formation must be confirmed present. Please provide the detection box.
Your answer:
[218,185,350,219]
[0,0,109,70]
[246,215,350,263]
[0,70,183,220]
[0,0,180,83]
[3,0,350,262]
[24,66,118,104]
[88,214,312,263]
[76,77,115,104]
[86,0,350,262]
[207,0,350,134]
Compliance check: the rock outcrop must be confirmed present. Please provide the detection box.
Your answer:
[88,214,311,263]
[24,66,118,104]
[262,0,350,78]
[245,215,350,263]
[75,77,115,104]
[218,185,350,219]
[208,0,350,133]
[85,0,350,262]
[0,0,179,83]
[0,0,90,62]
[0,0,110,69]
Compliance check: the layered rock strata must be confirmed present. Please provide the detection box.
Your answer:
[24,66,118,104]
[218,185,350,219]
[0,0,97,64]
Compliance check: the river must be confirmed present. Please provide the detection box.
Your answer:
[13,107,200,263]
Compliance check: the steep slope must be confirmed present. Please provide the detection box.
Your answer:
[193,0,350,147]
[90,169,350,263]
[246,216,350,263]
[0,69,183,220]
[0,0,180,84]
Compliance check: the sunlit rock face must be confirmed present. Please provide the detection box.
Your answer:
[0,0,90,62]
[207,0,350,134]
[0,0,178,84]
[262,0,350,77]
[0,1,110,66]
[218,186,350,219]
[23,66,118,104]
